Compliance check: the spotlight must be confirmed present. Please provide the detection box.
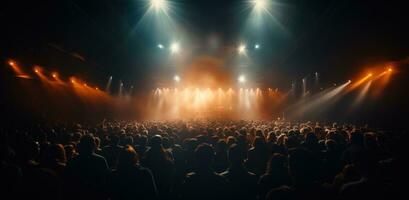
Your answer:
[95,87,99,90]
[254,44,260,49]
[238,75,246,83]
[52,73,57,78]
[348,80,352,83]
[150,0,167,12]
[8,61,14,66]
[174,75,180,82]
[368,73,373,77]
[158,44,164,49]
[34,69,39,73]
[238,44,246,54]
[252,0,267,11]
[388,68,392,72]
[170,42,180,54]
[84,83,87,87]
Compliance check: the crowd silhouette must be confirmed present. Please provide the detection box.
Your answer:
[0,120,406,199]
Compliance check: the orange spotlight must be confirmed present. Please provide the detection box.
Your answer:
[95,87,99,90]
[70,77,76,84]
[388,68,392,72]
[368,73,373,77]
[52,72,57,78]
[7,60,28,77]
[83,83,87,87]
[34,69,39,73]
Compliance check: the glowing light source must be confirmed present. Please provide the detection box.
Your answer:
[52,73,57,78]
[158,44,164,49]
[34,69,39,73]
[174,75,180,82]
[170,42,180,54]
[388,68,392,72]
[252,0,267,11]
[238,75,246,83]
[150,0,167,12]
[8,61,15,66]
[238,44,246,54]
[255,44,260,49]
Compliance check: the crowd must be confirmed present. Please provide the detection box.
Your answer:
[0,120,406,200]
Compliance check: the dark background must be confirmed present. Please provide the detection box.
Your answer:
[1,0,408,128]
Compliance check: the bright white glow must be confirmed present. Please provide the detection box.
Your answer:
[252,0,267,11]
[150,0,167,12]
[255,44,260,49]
[238,75,246,83]
[158,44,164,49]
[174,75,180,82]
[238,44,246,54]
[170,42,180,54]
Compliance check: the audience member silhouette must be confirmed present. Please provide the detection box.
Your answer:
[142,135,175,199]
[258,153,292,199]
[107,145,158,200]
[64,134,109,200]
[220,144,258,200]
[180,143,229,200]
[246,136,269,175]
[101,134,123,169]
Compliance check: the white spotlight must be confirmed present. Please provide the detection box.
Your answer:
[252,0,267,11]
[174,75,180,82]
[238,44,246,54]
[158,44,164,49]
[170,42,180,54]
[238,75,246,83]
[255,44,260,49]
[150,0,166,12]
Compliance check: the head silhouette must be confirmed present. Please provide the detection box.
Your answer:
[118,145,139,170]
[78,135,96,155]
[195,143,215,170]
[228,144,245,165]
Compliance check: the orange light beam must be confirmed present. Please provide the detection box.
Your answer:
[349,73,372,91]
